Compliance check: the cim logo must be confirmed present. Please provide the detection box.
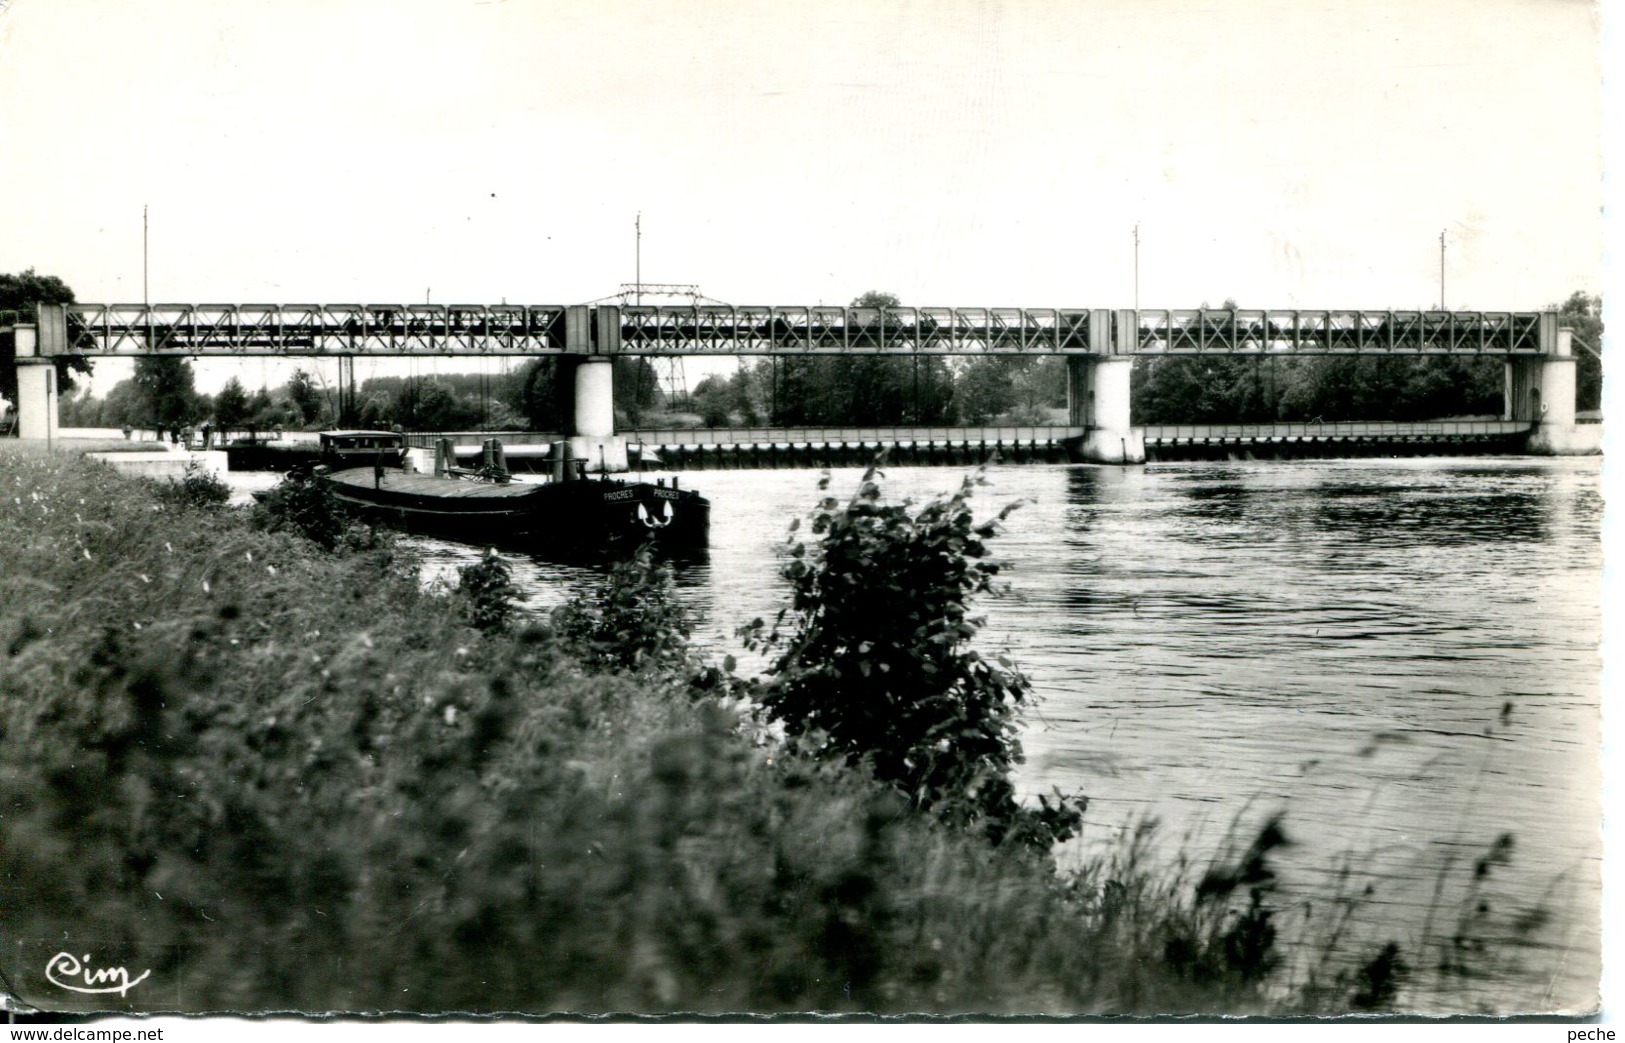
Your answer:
[45,952,151,997]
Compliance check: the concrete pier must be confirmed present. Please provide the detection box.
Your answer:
[1064,353,1145,464]
[568,355,627,472]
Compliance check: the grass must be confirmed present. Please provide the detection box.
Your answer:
[0,444,1570,1016]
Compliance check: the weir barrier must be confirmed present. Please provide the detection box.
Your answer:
[397,419,1587,472]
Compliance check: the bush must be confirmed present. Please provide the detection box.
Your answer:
[151,461,231,512]
[248,469,347,548]
[744,465,1085,850]
[458,549,521,632]
[249,469,388,553]
[554,542,695,674]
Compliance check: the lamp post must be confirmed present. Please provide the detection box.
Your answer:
[1439,229,1446,309]
[1133,223,1140,311]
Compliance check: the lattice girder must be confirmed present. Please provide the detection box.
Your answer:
[49,303,1552,357]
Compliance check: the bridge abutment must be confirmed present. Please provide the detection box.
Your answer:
[10,324,60,441]
[1507,327,1593,455]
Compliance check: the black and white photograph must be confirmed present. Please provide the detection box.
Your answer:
[0,0,1611,1028]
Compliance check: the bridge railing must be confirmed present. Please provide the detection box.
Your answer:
[60,303,570,355]
[623,425,1086,446]
[618,306,1099,354]
[1129,310,1547,355]
[1140,420,1533,441]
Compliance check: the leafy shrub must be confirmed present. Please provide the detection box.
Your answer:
[554,542,695,674]
[151,461,232,511]
[249,469,346,548]
[458,549,521,631]
[249,469,388,553]
[744,465,1085,850]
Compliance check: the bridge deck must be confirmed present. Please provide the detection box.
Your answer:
[37,303,1556,358]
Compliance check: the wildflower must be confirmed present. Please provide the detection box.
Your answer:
[202,579,212,594]
[245,551,253,563]
[82,548,92,560]
[165,541,173,553]
[139,574,151,584]
[267,565,278,576]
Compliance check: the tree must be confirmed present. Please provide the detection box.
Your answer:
[133,356,202,435]
[356,391,395,429]
[213,377,252,431]
[956,357,1021,424]
[1010,357,1066,419]
[1554,291,1602,413]
[1,269,90,412]
[56,388,105,428]
[851,290,901,310]
[393,377,466,431]
[613,357,660,426]
[248,386,273,420]
[512,358,567,432]
[100,379,147,430]
[690,374,735,427]
[287,369,324,427]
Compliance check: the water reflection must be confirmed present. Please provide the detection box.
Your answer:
[1309,489,1549,545]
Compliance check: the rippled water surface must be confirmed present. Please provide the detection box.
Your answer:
[364,456,1603,1013]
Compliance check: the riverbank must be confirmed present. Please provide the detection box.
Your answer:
[0,443,1578,1016]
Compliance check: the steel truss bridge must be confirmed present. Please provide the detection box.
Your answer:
[35,303,1557,358]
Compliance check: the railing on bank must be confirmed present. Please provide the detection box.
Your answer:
[622,425,1084,446]
[401,420,1532,452]
[1139,420,1532,442]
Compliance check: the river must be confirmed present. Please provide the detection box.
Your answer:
[249,456,1605,1013]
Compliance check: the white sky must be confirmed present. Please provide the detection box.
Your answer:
[0,0,1608,396]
